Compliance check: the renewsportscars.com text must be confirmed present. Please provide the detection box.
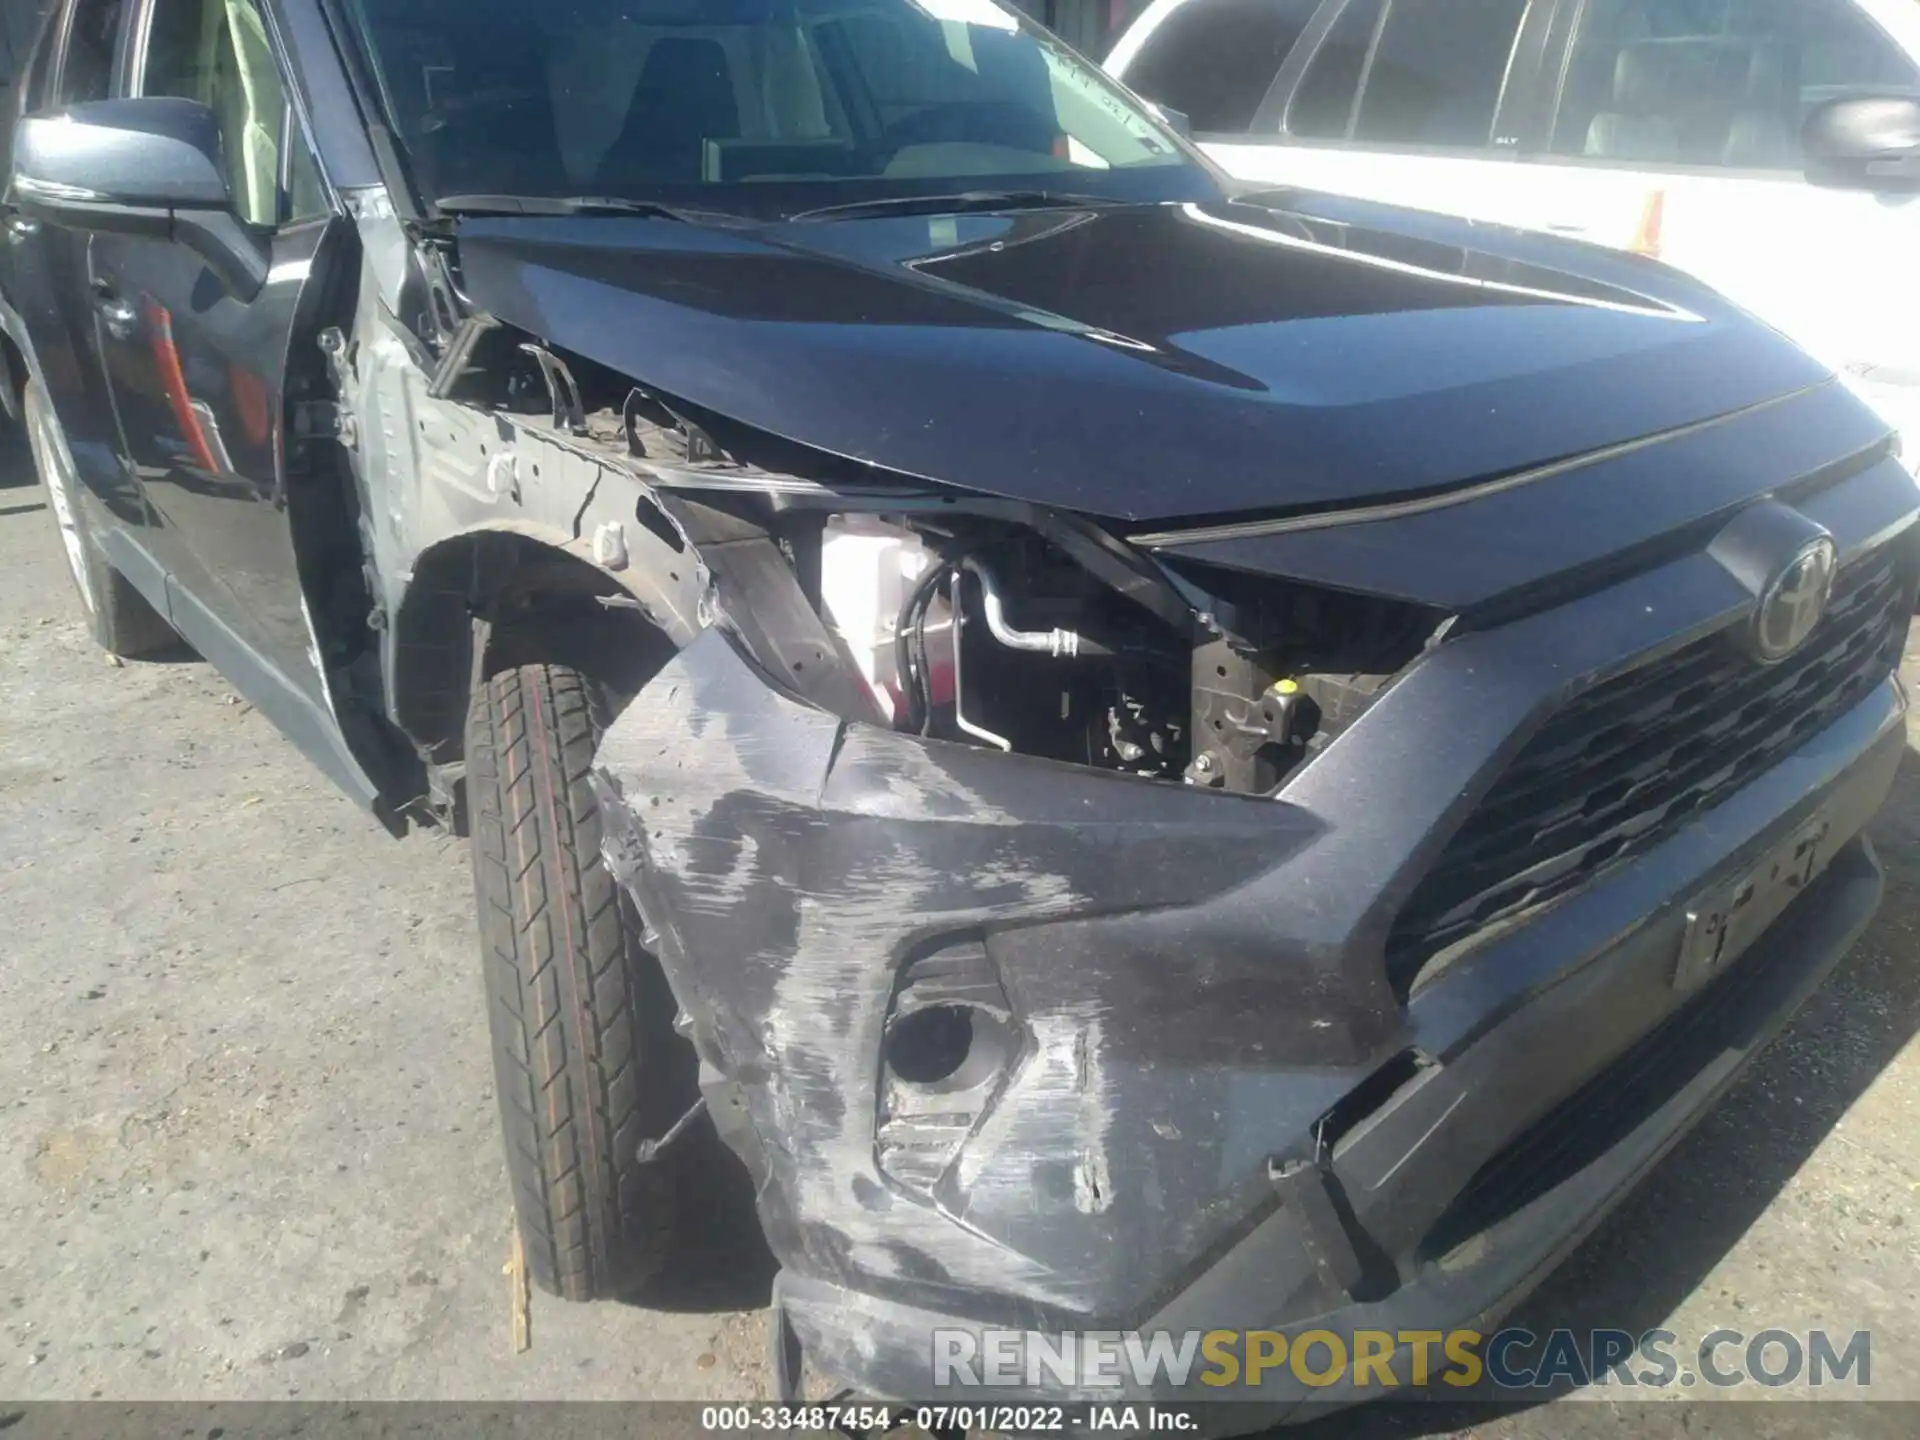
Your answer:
[932,1326,1873,1392]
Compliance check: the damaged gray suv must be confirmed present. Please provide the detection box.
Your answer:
[4,0,1915,1421]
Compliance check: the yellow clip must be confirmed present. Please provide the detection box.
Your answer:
[1269,679,1299,696]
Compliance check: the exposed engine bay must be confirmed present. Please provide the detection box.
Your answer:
[818,517,1197,778]
[808,516,1439,796]
[428,325,1444,802]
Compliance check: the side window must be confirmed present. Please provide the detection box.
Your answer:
[1351,0,1530,146]
[53,0,127,104]
[1289,0,1381,138]
[140,0,312,225]
[1118,0,1321,134]
[18,3,59,112]
[1289,0,1530,148]
[1552,0,1920,170]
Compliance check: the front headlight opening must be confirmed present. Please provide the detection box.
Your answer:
[817,514,1196,780]
[799,513,1441,797]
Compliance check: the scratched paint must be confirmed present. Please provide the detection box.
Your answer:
[592,620,1375,1343]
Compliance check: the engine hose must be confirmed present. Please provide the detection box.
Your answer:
[961,558,1122,660]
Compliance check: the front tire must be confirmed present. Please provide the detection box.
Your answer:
[466,661,697,1300]
[22,377,177,657]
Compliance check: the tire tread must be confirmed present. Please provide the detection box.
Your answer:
[467,662,681,1300]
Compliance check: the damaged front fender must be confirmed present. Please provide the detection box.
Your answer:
[591,625,1415,1344]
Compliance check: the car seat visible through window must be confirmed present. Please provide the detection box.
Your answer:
[594,37,741,188]
[1584,43,1684,160]
[1584,36,1795,166]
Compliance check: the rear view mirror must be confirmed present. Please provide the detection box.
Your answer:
[1803,95,1920,193]
[11,97,268,300]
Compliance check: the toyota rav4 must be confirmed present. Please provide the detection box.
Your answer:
[3,0,1913,1426]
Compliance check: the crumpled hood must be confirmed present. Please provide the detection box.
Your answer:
[454,193,1832,526]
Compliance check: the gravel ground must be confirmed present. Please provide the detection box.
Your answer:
[0,434,1915,1435]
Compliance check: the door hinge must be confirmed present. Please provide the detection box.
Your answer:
[294,400,358,451]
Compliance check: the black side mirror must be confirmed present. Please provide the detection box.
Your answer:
[1803,94,1920,193]
[11,97,268,301]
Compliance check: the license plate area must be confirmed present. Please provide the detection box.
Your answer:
[1674,812,1834,992]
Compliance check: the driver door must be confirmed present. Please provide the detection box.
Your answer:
[87,0,385,809]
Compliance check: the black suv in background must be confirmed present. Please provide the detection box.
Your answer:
[2,0,1913,1423]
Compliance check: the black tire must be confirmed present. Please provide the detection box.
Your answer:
[467,661,696,1300]
[22,377,177,657]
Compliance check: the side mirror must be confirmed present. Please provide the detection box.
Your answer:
[1803,94,1920,193]
[11,97,268,301]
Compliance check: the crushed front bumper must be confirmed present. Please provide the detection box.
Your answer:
[590,488,1911,1422]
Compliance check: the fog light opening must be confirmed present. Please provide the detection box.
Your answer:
[886,1005,974,1084]
[885,1004,1011,1091]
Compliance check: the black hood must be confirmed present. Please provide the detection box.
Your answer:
[454,193,1831,526]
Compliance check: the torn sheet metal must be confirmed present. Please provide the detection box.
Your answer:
[328,241,710,743]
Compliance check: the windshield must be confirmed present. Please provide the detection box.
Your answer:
[340,0,1211,218]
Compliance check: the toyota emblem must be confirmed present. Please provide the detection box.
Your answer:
[1750,537,1837,664]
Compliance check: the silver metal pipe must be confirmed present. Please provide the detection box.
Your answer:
[963,558,1084,659]
[951,568,1012,751]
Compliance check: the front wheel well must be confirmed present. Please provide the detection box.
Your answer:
[391,531,678,766]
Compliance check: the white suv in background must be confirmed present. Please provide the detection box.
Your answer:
[1107,0,1920,466]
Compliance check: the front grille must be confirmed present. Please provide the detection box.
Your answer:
[1388,540,1912,995]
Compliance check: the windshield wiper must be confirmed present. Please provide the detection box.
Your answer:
[787,190,1126,223]
[434,194,751,225]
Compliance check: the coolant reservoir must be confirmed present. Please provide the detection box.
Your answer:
[819,517,952,723]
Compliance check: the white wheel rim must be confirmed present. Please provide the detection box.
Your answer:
[27,390,97,617]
